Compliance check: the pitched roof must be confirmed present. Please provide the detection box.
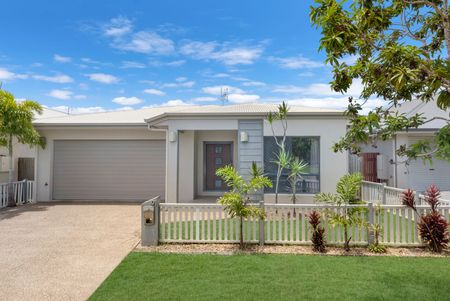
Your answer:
[34,103,344,127]
[391,99,449,130]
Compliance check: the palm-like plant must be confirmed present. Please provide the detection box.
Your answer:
[216,162,272,248]
[266,102,289,204]
[314,173,365,251]
[287,158,308,206]
[0,88,45,206]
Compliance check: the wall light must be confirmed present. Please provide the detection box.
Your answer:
[169,131,177,142]
[240,131,249,143]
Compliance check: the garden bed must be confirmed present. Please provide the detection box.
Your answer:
[136,243,450,257]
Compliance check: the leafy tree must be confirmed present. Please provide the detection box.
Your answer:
[216,162,272,248]
[266,102,289,203]
[310,0,450,162]
[314,173,365,251]
[0,88,45,206]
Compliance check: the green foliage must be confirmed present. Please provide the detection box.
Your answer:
[315,173,365,251]
[310,1,450,162]
[0,89,45,148]
[368,204,387,253]
[0,88,45,206]
[288,158,308,204]
[217,162,272,248]
[368,243,387,254]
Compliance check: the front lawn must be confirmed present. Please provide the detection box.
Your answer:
[89,252,450,301]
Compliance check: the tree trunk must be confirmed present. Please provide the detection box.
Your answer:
[344,224,350,252]
[7,134,15,207]
[240,215,244,249]
[275,166,281,204]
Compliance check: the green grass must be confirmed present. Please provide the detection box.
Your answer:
[89,252,450,301]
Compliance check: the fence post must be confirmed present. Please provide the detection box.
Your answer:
[141,196,160,246]
[23,179,28,203]
[367,202,374,245]
[259,200,265,246]
[381,183,386,204]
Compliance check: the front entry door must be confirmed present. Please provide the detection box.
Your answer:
[205,143,233,191]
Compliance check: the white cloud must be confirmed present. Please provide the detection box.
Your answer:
[115,31,174,54]
[180,41,264,65]
[269,55,324,69]
[74,94,87,99]
[85,73,119,84]
[161,81,195,88]
[48,89,72,100]
[274,79,364,98]
[53,54,72,63]
[176,76,187,82]
[162,99,192,107]
[120,61,146,69]
[112,96,143,105]
[192,96,217,102]
[102,17,174,55]
[52,105,106,114]
[242,80,266,87]
[202,85,244,95]
[228,94,260,103]
[103,16,133,37]
[166,60,186,67]
[212,73,230,78]
[0,68,28,80]
[33,74,73,83]
[143,88,165,96]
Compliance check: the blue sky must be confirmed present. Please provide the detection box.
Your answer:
[0,0,382,114]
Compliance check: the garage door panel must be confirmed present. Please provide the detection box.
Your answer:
[408,136,450,192]
[53,140,165,200]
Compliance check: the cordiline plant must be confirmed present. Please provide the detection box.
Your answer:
[402,185,449,253]
[308,210,326,253]
[216,162,272,248]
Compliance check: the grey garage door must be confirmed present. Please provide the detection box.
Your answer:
[53,140,165,200]
[407,136,450,192]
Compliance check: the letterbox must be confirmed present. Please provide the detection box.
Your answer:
[143,201,155,225]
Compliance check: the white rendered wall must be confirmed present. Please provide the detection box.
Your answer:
[263,117,348,196]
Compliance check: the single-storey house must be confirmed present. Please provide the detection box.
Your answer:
[352,99,450,192]
[6,103,348,203]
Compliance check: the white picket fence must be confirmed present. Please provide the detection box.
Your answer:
[361,180,450,206]
[158,202,450,247]
[0,180,35,208]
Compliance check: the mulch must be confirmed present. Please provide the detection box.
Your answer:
[135,243,450,257]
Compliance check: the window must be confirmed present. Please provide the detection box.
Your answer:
[215,157,223,165]
[264,136,320,194]
[215,146,223,153]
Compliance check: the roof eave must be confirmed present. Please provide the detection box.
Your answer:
[145,111,345,126]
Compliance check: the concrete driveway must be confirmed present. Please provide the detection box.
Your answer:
[0,202,140,301]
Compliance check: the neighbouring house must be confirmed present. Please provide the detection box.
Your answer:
[5,103,348,203]
[0,107,68,183]
[351,99,450,193]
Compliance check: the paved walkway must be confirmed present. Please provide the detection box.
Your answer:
[0,202,140,301]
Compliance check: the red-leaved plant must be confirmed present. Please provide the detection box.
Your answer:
[401,185,449,253]
[308,210,326,253]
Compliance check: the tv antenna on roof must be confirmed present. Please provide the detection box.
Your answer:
[220,87,229,106]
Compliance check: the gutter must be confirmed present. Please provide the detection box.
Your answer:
[145,111,345,126]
